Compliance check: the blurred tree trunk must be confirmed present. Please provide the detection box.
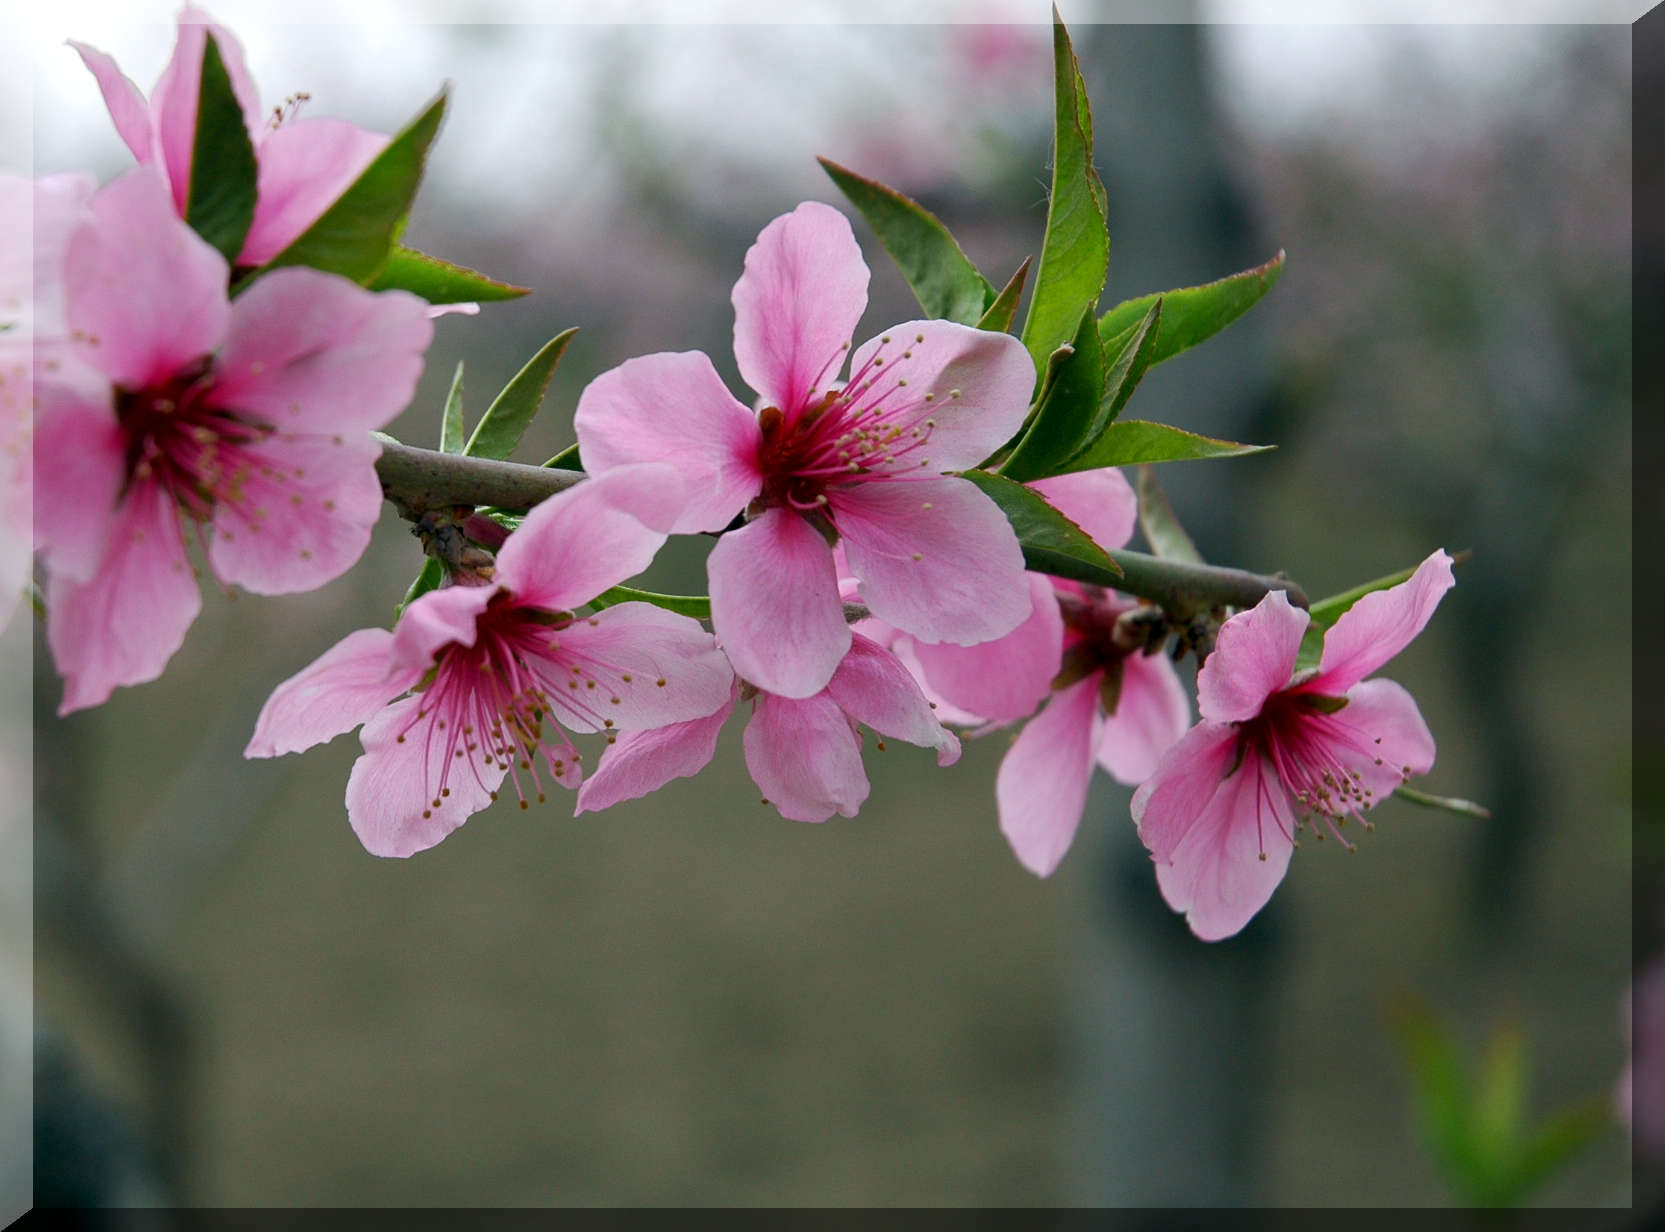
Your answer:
[1069,17,1286,1206]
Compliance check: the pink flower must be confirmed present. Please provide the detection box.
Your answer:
[246,466,735,857]
[574,201,1035,700]
[1621,955,1665,1157]
[1132,549,1456,941]
[72,7,387,267]
[575,631,959,824]
[871,468,1191,877]
[32,167,432,712]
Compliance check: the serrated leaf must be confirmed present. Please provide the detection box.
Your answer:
[976,257,1031,334]
[1000,306,1103,482]
[960,468,1121,585]
[1092,298,1161,430]
[369,246,530,304]
[819,157,994,326]
[1136,465,1204,565]
[463,328,578,462]
[1020,11,1109,381]
[395,557,444,619]
[591,586,710,620]
[1393,787,1492,819]
[184,32,257,263]
[1060,419,1272,475]
[254,89,447,286]
[439,362,466,454]
[541,442,582,471]
[1097,250,1286,368]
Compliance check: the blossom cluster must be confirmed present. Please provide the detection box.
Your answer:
[16,9,1464,942]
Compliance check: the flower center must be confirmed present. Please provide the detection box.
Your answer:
[114,358,276,522]
[751,333,947,518]
[1243,689,1410,850]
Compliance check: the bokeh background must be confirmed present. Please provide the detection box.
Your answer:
[10,2,1635,1208]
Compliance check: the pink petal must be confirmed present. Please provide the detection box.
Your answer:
[345,694,504,858]
[539,602,733,734]
[708,507,848,699]
[731,201,868,413]
[574,686,736,815]
[1322,676,1437,806]
[846,319,1034,471]
[209,267,433,435]
[823,632,960,766]
[1129,721,1243,863]
[245,627,421,758]
[1096,650,1192,786]
[237,117,388,266]
[1311,549,1456,693]
[31,390,124,584]
[1152,752,1297,942]
[908,575,1062,722]
[995,674,1102,877]
[1029,467,1137,553]
[1195,589,1307,724]
[882,635,988,729]
[64,168,230,390]
[69,42,155,164]
[45,478,200,714]
[832,473,1030,646]
[387,583,494,677]
[493,466,684,612]
[207,432,383,594]
[574,350,763,534]
[742,691,868,823]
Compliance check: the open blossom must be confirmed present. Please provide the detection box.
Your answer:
[575,631,959,824]
[246,466,734,856]
[870,467,1190,876]
[574,200,1035,700]
[72,6,386,268]
[32,166,432,712]
[1132,549,1456,941]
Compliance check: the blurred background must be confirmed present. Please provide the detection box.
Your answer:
[11,1,1634,1208]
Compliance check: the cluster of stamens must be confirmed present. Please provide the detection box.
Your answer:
[754,333,958,521]
[392,595,670,823]
[1240,689,1411,858]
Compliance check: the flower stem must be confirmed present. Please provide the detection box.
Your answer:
[372,441,1307,614]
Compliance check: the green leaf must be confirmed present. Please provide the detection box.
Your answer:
[256,89,447,286]
[439,361,466,454]
[1020,11,1109,381]
[591,586,710,620]
[463,328,578,462]
[1135,465,1204,565]
[1507,1098,1611,1205]
[395,557,444,619]
[184,32,258,263]
[1091,297,1162,431]
[819,157,994,326]
[1388,991,1477,1198]
[1059,419,1272,474]
[976,257,1031,334]
[1097,250,1286,368]
[960,468,1121,584]
[541,442,582,471]
[1472,1024,1526,1178]
[999,306,1103,482]
[1393,787,1492,819]
[368,246,530,304]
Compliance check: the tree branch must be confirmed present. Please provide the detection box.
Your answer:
[373,441,1306,614]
